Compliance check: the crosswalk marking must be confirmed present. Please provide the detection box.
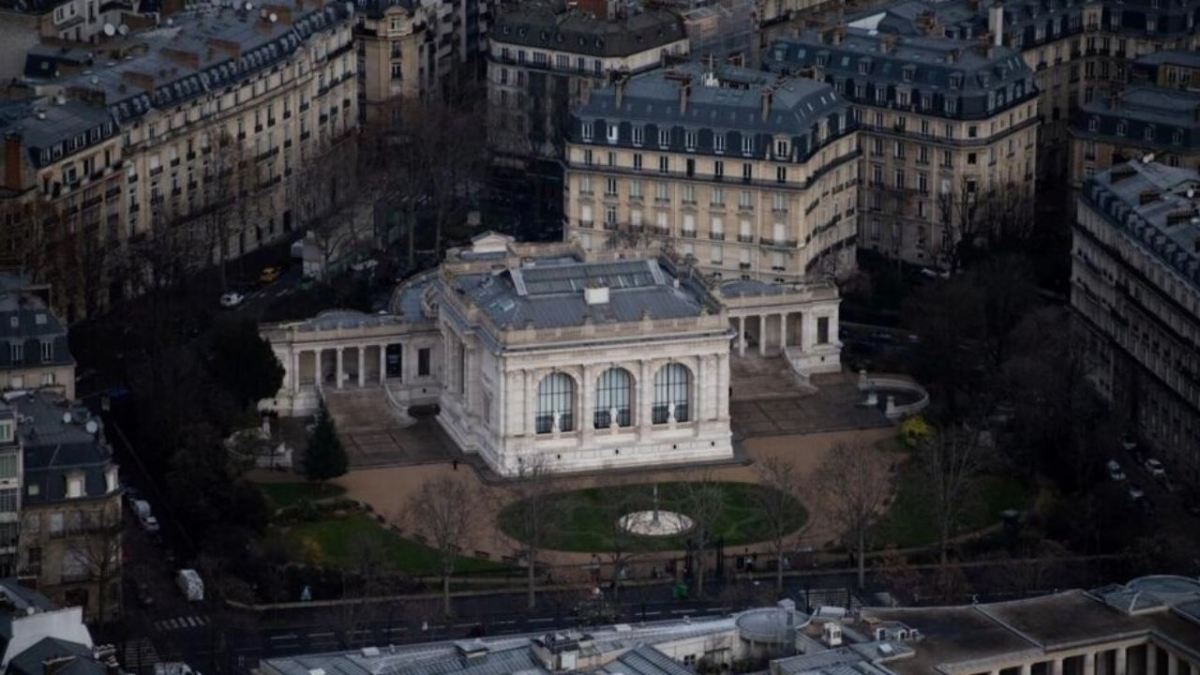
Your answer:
[153,615,209,632]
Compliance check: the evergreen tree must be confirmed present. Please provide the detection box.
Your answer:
[306,405,348,483]
[210,318,285,410]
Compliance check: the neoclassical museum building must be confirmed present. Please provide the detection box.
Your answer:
[260,233,842,475]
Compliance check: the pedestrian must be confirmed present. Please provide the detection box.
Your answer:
[452,459,459,470]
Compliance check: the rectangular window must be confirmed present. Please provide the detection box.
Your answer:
[711,187,724,206]
[714,161,724,180]
[685,131,697,150]
[633,154,643,170]
[605,177,618,196]
[817,317,830,344]
[632,126,644,146]
[742,136,753,156]
[658,129,670,148]
[742,163,752,182]
[0,454,14,478]
[776,167,787,184]
[581,122,593,142]
[0,489,16,513]
[9,344,22,363]
[659,156,669,173]
[418,348,431,376]
[714,134,726,153]
[630,180,643,199]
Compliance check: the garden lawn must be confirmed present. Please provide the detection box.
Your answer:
[871,461,1035,550]
[280,512,506,576]
[258,482,346,509]
[498,482,807,553]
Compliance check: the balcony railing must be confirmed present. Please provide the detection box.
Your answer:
[737,234,754,243]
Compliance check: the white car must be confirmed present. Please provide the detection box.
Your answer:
[1107,460,1126,481]
[1145,458,1166,478]
[219,292,245,308]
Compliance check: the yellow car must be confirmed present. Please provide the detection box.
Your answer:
[259,266,282,284]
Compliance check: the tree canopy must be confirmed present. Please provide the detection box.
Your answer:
[210,318,285,410]
[306,405,348,483]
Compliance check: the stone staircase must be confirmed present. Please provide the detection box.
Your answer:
[322,386,414,433]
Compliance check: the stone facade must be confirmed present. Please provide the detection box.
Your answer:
[1072,161,1200,487]
[564,63,860,284]
[0,0,357,321]
[261,233,842,476]
[769,28,1039,269]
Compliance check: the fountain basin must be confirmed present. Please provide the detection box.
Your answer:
[618,510,694,536]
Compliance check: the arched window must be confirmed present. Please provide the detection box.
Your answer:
[594,368,633,428]
[653,363,691,424]
[536,372,575,433]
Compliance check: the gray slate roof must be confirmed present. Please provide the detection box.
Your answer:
[573,62,851,160]
[11,393,116,506]
[1073,86,1200,151]
[0,276,73,371]
[1081,161,1200,290]
[0,99,116,170]
[767,28,1035,121]
[7,638,102,675]
[594,644,694,675]
[491,5,685,58]
[453,257,709,330]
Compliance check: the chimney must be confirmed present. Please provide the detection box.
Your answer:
[679,79,690,113]
[121,70,155,91]
[881,34,897,54]
[947,48,960,64]
[989,5,1004,46]
[614,73,627,108]
[761,89,773,120]
[4,135,22,192]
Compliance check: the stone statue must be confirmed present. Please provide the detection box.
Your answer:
[551,411,561,434]
[667,402,677,424]
[609,407,619,429]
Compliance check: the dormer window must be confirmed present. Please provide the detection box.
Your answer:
[685,131,697,151]
[581,121,593,142]
[658,128,670,148]
[1089,117,1099,132]
[816,53,828,66]
[1116,121,1126,137]
[1173,130,1183,145]
[714,134,726,153]
[742,136,753,156]
[902,66,914,82]
[40,340,52,363]
[1144,125,1155,141]
[66,473,84,499]
[9,344,21,364]
[607,124,619,144]
[775,139,789,159]
[858,60,870,75]
[949,74,964,89]
[632,126,644,146]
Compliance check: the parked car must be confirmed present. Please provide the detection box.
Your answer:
[1107,460,1126,482]
[1145,458,1166,479]
[132,499,160,533]
[219,291,244,308]
[259,266,282,284]
[177,569,204,602]
[1127,483,1145,502]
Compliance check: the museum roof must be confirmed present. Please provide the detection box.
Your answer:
[450,255,714,330]
[1081,160,1200,291]
[1135,49,1200,69]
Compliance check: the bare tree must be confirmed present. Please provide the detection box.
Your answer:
[753,457,806,594]
[66,501,123,625]
[815,441,893,589]
[407,476,476,616]
[598,480,644,601]
[333,533,397,647]
[199,130,254,291]
[934,178,1035,273]
[503,458,557,610]
[680,472,725,599]
[918,427,987,566]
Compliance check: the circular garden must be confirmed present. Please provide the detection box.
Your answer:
[497,481,807,553]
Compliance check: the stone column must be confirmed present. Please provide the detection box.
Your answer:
[639,360,654,441]
[379,344,387,384]
[737,316,746,357]
[357,347,365,387]
[316,350,324,388]
[1052,659,1063,675]
[1148,645,1158,675]
[696,356,706,422]
[1168,654,1179,675]
[758,315,767,356]
[292,350,301,393]
[335,348,344,389]
[1019,663,1031,675]
[1084,651,1096,675]
[1115,648,1127,675]
[717,353,730,420]
[802,313,816,352]
[780,312,788,351]
[581,365,594,442]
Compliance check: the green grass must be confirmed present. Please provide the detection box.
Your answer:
[871,462,1035,550]
[258,482,347,509]
[280,513,506,576]
[497,482,807,553]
